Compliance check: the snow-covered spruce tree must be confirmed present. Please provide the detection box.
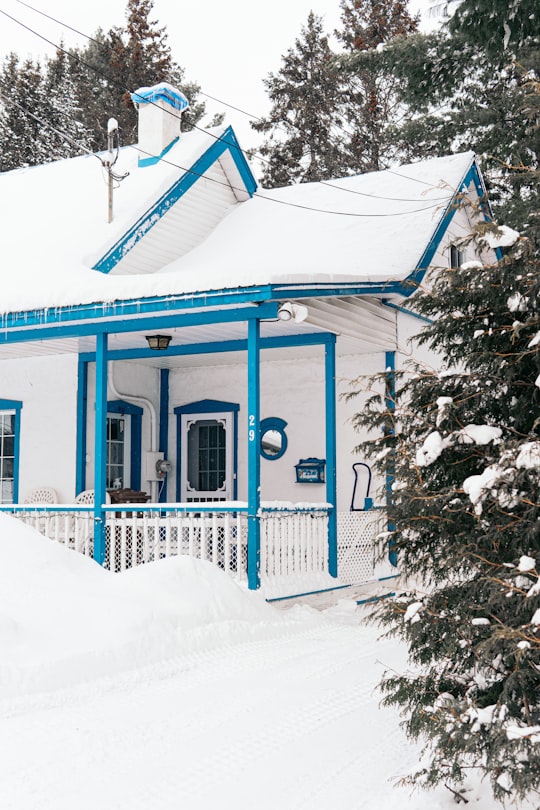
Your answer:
[0,54,50,171]
[252,12,347,187]
[43,46,92,161]
[353,222,540,801]
[69,0,204,151]
[376,0,539,229]
[335,0,419,173]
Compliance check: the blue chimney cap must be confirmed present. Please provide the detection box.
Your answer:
[131,82,189,112]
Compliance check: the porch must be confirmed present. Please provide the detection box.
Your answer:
[0,502,394,599]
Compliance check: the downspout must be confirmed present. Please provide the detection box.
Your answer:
[107,365,159,501]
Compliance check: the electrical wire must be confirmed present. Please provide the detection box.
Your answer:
[0,88,104,163]
[0,1,458,205]
[127,143,445,217]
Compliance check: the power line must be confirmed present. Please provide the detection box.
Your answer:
[128,143,445,218]
[10,0,265,120]
[0,1,456,205]
[0,88,102,163]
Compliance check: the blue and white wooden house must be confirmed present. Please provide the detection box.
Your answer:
[0,83,498,597]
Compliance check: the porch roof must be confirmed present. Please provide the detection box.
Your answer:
[0,131,481,325]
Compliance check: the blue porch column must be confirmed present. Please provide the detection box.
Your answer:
[325,335,338,577]
[158,368,170,503]
[385,350,398,568]
[93,333,108,565]
[247,318,261,589]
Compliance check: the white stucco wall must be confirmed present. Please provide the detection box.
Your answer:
[0,354,78,502]
[164,346,387,512]
[85,361,161,494]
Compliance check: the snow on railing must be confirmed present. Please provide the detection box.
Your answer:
[1,502,332,582]
[104,505,248,577]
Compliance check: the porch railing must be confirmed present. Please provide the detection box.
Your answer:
[0,502,331,581]
[1,503,394,587]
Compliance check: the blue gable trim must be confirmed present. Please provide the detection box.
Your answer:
[138,136,179,168]
[93,126,257,275]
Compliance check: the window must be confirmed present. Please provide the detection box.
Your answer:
[450,243,465,268]
[187,418,227,494]
[260,417,288,460]
[175,400,239,502]
[106,401,143,491]
[106,413,130,489]
[0,399,22,504]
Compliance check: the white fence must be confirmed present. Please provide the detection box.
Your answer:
[105,510,248,578]
[3,504,392,585]
[337,511,395,582]
[260,509,328,578]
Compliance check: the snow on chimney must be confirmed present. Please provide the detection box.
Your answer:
[131,82,190,167]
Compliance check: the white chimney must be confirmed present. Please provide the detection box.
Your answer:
[131,82,190,167]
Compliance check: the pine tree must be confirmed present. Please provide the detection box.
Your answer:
[251,12,347,187]
[70,0,204,151]
[378,0,539,231]
[335,0,419,172]
[0,54,49,171]
[44,46,92,161]
[352,187,540,801]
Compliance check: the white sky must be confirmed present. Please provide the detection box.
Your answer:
[0,0,428,149]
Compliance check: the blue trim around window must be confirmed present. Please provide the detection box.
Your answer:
[93,126,257,274]
[0,398,22,503]
[260,417,288,460]
[107,400,144,490]
[173,399,240,502]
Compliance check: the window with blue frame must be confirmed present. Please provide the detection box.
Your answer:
[0,399,22,504]
[106,401,143,491]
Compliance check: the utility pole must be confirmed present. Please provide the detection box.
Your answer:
[106,118,118,224]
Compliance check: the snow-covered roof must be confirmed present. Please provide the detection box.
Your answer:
[0,126,477,316]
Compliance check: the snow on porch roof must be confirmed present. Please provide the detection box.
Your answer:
[0,135,478,318]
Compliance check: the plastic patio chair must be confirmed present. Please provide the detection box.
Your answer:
[23,486,58,505]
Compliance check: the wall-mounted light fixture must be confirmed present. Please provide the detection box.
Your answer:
[145,334,172,351]
[277,302,309,323]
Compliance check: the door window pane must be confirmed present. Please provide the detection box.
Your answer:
[187,419,226,493]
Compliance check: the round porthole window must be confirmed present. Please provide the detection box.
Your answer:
[260,417,288,460]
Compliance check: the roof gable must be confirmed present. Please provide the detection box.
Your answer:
[93,126,257,276]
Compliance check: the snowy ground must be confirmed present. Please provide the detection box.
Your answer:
[0,514,497,809]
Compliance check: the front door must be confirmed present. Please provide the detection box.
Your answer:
[180,411,234,502]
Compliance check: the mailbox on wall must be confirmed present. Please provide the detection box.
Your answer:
[295,457,326,484]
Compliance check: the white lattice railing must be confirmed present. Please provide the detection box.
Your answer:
[337,510,394,582]
[260,508,329,578]
[5,506,95,555]
[2,503,330,582]
[2,504,393,586]
[104,508,248,578]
